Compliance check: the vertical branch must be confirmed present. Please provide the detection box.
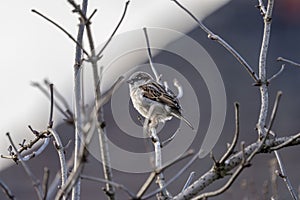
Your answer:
[143,27,160,82]
[143,104,172,199]
[257,0,274,138]
[72,0,88,199]
[48,129,67,189]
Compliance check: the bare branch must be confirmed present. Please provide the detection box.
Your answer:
[143,27,161,82]
[173,133,300,199]
[270,132,300,150]
[48,83,54,128]
[5,132,43,200]
[143,104,172,199]
[31,9,90,57]
[257,0,267,16]
[22,137,50,161]
[277,57,300,68]
[66,1,131,198]
[0,180,15,200]
[142,152,199,200]
[71,0,88,199]
[266,91,282,135]
[192,143,248,200]
[182,172,195,192]
[44,79,73,121]
[31,82,72,122]
[171,0,259,83]
[220,102,240,163]
[274,151,298,200]
[268,64,285,83]
[80,175,136,199]
[96,1,130,58]
[256,0,274,138]
[55,140,87,200]
[42,168,50,200]
[136,149,194,199]
[48,128,67,189]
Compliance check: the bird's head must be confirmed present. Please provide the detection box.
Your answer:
[127,71,153,87]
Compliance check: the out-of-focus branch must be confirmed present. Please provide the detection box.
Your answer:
[42,168,50,200]
[0,179,15,200]
[67,1,130,199]
[71,0,88,199]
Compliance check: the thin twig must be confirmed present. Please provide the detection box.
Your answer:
[171,0,259,83]
[44,79,73,120]
[182,172,195,192]
[48,83,54,128]
[80,175,136,198]
[268,64,285,82]
[0,180,15,200]
[31,82,71,121]
[274,151,298,200]
[161,127,180,147]
[143,27,160,82]
[277,57,300,68]
[42,167,50,200]
[96,1,130,58]
[220,102,240,163]
[5,133,43,200]
[1,127,49,161]
[31,9,90,57]
[266,91,282,135]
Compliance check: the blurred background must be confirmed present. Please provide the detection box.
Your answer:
[1,0,300,199]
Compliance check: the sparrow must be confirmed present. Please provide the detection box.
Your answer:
[127,71,193,129]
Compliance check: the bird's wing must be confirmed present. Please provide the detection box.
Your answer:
[140,82,181,111]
